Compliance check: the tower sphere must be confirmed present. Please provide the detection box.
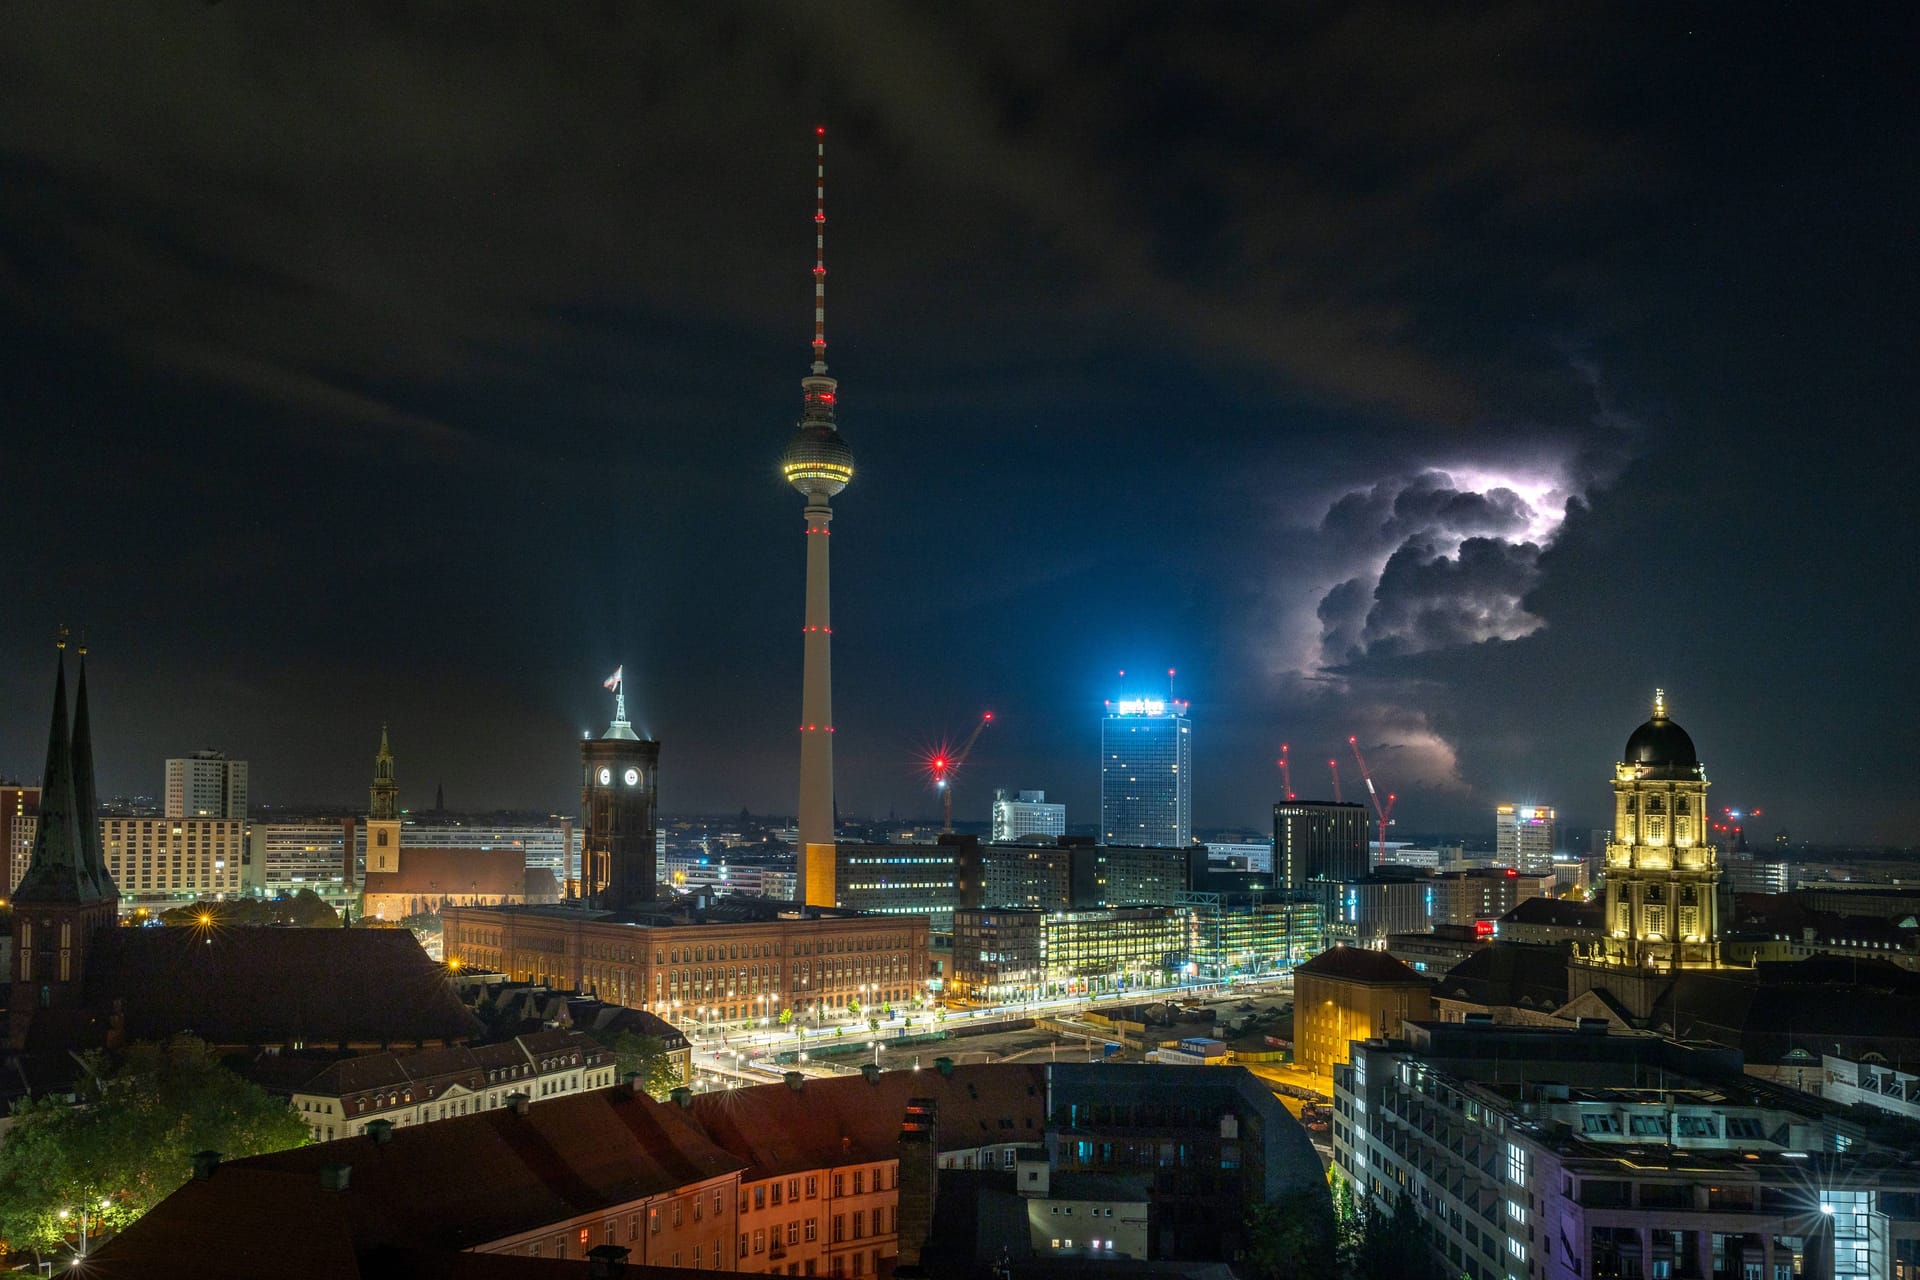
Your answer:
[783,376,855,500]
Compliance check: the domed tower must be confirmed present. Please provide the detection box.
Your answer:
[783,127,853,909]
[1590,690,1722,971]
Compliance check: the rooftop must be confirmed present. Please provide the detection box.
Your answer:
[1295,944,1430,987]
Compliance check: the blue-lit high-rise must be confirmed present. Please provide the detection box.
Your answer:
[1099,696,1192,847]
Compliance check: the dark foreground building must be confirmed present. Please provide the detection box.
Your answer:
[94,1060,1322,1279]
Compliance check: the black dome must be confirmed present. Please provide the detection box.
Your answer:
[1623,697,1700,779]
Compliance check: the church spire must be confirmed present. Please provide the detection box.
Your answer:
[370,725,399,821]
[14,634,102,905]
[69,641,116,903]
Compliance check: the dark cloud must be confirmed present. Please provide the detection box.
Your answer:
[0,4,1911,840]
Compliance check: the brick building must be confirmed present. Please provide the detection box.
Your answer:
[443,900,930,1029]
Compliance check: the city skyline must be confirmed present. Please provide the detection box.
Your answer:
[2,8,1914,843]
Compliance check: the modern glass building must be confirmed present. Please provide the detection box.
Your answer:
[990,789,1066,843]
[1178,889,1323,980]
[1273,800,1369,889]
[1100,697,1192,847]
[950,906,1189,1004]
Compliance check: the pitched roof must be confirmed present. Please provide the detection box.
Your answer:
[85,927,482,1046]
[688,1062,1047,1180]
[1434,943,1571,1010]
[98,1084,745,1273]
[1499,896,1603,929]
[1294,945,1429,987]
[362,846,537,899]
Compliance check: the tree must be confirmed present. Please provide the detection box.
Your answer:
[0,1036,309,1258]
[846,997,862,1017]
[605,1032,682,1099]
[778,1008,793,1027]
[1353,1188,1447,1280]
[1240,1188,1337,1280]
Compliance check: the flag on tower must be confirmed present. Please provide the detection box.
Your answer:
[603,666,623,692]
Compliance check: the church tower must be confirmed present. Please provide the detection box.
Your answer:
[10,637,119,1052]
[1584,690,1722,971]
[366,726,401,876]
[580,668,659,911]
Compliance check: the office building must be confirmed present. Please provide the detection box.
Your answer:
[1205,839,1273,873]
[836,841,973,932]
[1273,800,1368,889]
[1494,802,1555,873]
[1430,867,1555,928]
[949,906,1187,1004]
[1320,871,1436,948]
[782,130,857,909]
[1335,1021,1920,1280]
[990,788,1065,843]
[164,750,248,819]
[104,816,246,906]
[1724,850,1793,894]
[981,843,1075,911]
[1,782,39,900]
[249,820,355,900]
[1099,696,1191,847]
[1180,889,1323,980]
[1072,842,1200,907]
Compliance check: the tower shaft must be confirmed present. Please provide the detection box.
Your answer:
[798,501,836,906]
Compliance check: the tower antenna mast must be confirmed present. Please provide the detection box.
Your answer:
[1277,744,1295,802]
[1328,758,1342,804]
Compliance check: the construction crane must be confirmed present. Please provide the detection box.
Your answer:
[1712,805,1764,852]
[1276,744,1295,801]
[930,711,994,833]
[1347,736,1398,867]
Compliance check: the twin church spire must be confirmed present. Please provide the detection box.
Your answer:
[14,634,115,906]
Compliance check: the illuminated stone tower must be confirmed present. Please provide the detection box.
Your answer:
[1585,690,1722,971]
[781,127,854,909]
[366,725,401,875]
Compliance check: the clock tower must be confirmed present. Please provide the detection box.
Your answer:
[581,668,659,911]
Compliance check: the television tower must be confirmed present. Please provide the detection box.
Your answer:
[782,126,855,908]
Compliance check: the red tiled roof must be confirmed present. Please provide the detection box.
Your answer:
[101,1084,744,1271]
[86,926,483,1046]
[688,1062,1046,1180]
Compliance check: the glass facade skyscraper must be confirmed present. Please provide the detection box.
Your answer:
[1099,697,1192,847]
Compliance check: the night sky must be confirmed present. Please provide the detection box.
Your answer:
[2,6,1914,843]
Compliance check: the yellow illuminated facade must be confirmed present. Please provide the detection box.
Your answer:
[1585,690,1722,971]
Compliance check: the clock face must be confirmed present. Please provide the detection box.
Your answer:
[597,767,612,786]
[624,767,641,787]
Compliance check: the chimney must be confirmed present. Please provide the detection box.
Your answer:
[367,1118,395,1145]
[508,1092,531,1116]
[190,1150,222,1181]
[785,1071,806,1092]
[895,1098,939,1271]
[671,1086,693,1109]
[318,1163,353,1191]
[622,1071,645,1098]
[860,1062,882,1084]
[587,1244,631,1278]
